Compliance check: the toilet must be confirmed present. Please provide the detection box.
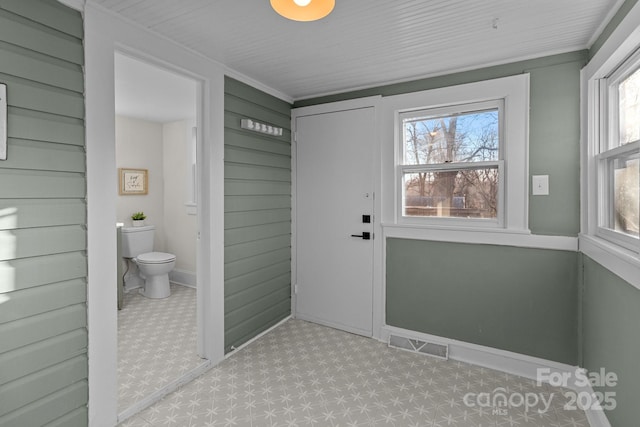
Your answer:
[120,225,176,299]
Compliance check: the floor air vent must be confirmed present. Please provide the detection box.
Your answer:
[389,334,449,360]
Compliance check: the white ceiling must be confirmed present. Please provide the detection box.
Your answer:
[98,0,622,102]
[114,52,197,123]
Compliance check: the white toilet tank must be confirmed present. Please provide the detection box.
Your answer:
[121,225,155,258]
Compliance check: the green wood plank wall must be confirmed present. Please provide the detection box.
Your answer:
[224,77,292,352]
[0,1,87,426]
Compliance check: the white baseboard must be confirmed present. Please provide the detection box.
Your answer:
[575,381,613,427]
[169,269,196,288]
[381,325,612,427]
[584,409,612,427]
[381,325,576,381]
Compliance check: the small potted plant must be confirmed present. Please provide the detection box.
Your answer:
[131,211,146,227]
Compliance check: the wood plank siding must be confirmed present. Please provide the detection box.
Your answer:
[0,1,87,426]
[224,77,292,352]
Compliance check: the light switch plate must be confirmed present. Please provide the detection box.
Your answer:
[532,175,549,195]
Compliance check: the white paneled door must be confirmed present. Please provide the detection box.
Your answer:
[294,106,375,336]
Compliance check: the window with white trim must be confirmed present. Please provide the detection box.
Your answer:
[389,74,529,233]
[596,52,640,252]
[399,100,503,225]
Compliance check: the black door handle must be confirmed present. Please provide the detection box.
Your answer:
[350,232,371,240]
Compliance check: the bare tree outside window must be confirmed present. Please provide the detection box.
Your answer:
[619,67,640,146]
[609,67,640,238]
[613,155,639,237]
[402,108,500,219]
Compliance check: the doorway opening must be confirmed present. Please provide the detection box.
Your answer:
[114,51,208,420]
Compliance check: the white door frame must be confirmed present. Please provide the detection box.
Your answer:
[85,4,225,426]
[291,96,384,340]
[112,50,209,420]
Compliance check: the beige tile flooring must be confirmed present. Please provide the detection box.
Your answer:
[119,319,589,427]
[118,284,205,413]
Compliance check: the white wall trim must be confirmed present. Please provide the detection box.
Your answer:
[586,0,629,48]
[581,383,614,427]
[85,4,225,426]
[383,224,579,251]
[169,268,197,288]
[583,1,640,79]
[381,325,577,382]
[580,234,640,290]
[224,67,293,104]
[381,325,612,426]
[85,9,118,422]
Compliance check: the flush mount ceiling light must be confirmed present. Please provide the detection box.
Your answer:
[270,0,335,22]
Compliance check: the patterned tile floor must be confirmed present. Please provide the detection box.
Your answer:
[118,284,205,413]
[120,320,589,427]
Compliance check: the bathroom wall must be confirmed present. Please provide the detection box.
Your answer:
[115,115,166,251]
[162,119,197,275]
[116,115,197,277]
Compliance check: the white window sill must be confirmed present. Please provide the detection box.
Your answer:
[579,234,640,291]
[382,223,578,251]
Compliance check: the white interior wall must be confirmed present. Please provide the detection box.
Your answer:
[115,116,198,273]
[163,119,197,273]
[115,116,166,250]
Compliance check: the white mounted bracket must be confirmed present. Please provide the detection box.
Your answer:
[0,83,6,160]
[240,118,283,137]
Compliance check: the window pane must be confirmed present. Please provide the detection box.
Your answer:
[403,167,498,219]
[610,153,639,237]
[619,67,640,146]
[403,109,499,165]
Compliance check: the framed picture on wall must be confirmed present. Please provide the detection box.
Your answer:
[119,168,148,195]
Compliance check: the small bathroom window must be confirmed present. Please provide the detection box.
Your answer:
[186,125,197,215]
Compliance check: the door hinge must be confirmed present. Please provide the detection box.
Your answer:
[294,284,298,294]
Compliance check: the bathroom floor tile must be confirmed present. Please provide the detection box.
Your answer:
[118,283,204,413]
